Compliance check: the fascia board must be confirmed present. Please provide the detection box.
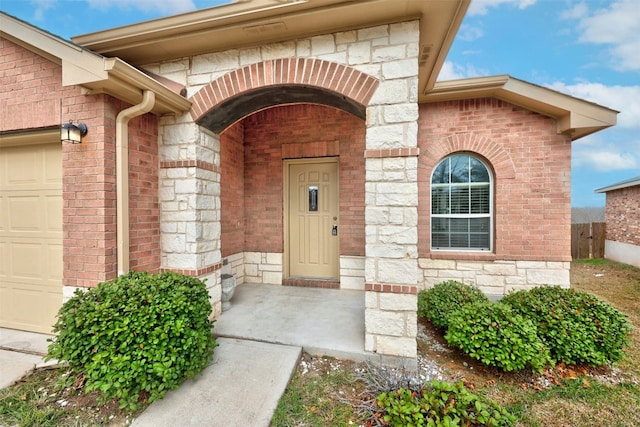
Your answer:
[595,177,640,193]
[425,75,618,140]
[102,58,191,114]
[1,13,108,83]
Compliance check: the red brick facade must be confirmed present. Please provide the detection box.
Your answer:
[127,112,161,273]
[220,104,365,257]
[1,38,161,287]
[418,99,572,262]
[604,185,640,246]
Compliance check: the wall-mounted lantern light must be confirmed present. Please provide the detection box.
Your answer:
[60,121,88,144]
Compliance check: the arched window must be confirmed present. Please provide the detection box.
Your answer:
[431,154,492,251]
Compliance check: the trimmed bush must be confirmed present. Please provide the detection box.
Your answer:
[376,381,515,427]
[501,286,632,366]
[445,302,550,372]
[47,271,217,410]
[418,280,490,328]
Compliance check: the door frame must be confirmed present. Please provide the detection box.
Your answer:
[283,157,339,280]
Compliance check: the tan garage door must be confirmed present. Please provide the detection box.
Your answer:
[0,140,62,334]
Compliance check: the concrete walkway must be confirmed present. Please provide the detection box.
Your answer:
[131,338,301,427]
[215,283,367,360]
[1,284,366,426]
[0,328,53,389]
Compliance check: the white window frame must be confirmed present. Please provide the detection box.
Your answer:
[430,154,493,252]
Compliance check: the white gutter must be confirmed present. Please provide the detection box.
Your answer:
[116,90,156,275]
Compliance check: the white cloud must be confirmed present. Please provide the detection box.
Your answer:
[437,61,487,81]
[547,81,640,130]
[457,24,484,42]
[567,0,640,71]
[573,143,638,172]
[467,0,536,16]
[85,0,196,15]
[30,0,55,21]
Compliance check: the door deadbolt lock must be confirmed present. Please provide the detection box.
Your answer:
[332,225,338,236]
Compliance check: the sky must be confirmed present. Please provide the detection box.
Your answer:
[1,0,639,207]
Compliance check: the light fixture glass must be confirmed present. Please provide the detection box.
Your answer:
[61,121,88,144]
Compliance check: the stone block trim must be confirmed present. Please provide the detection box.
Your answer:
[418,258,571,295]
[244,252,283,285]
[365,291,417,358]
[189,58,380,121]
[340,255,365,290]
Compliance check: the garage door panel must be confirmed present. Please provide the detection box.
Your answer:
[43,145,62,183]
[5,150,41,186]
[0,279,60,333]
[46,243,63,281]
[0,241,5,277]
[0,142,62,333]
[10,242,43,279]
[46,195,63,232]
[8,196,42,232]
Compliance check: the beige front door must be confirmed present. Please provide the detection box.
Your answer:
[286,159,339,279]
[0,141,63,333]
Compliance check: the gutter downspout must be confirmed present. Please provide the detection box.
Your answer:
[116,90,156,275]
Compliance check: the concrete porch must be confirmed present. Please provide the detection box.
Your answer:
[214,283,368,361]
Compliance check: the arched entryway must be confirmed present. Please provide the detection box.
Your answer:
[189,59,376,287]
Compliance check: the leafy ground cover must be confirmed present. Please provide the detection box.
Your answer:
[272,259,640,426]
[1,260,638,426]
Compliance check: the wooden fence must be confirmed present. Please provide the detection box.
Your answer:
[571,222,605,259]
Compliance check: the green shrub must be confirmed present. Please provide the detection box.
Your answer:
[445,302,550,372]
[47,271,217,410]
[501,286,632,366]
[417,281,489,329]
[376,381,515,427]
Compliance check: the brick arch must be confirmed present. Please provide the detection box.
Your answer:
[189,58,379,133]
[423,133,516,180]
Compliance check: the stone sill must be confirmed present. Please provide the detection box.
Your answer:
[428,251,497,262]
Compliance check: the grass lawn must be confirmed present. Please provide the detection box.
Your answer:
[1,259,637,426]
[272,259,640,426]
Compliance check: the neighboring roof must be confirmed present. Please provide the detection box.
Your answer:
[72,0,469,98]
[595,176,640,193]
[423,75,618,140]
[0,12,191,115]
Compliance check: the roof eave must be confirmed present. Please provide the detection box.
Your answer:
[1,12,190,116]
[72,0,469,95]
[84,59,192,115]
[595,177,640,193]
[423,75,618,141]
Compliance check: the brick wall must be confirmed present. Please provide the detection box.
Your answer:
[418,98,572,262]
[239,103,365,256]
[128,111,161,272]
[605,185,640,246]
[220,121,245,256]
[2,37,161,286]
[1,37,66,132]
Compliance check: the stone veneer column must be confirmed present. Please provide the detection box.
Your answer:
[363,21,420,359]
[145,20,421,355]
[159,116,223,316]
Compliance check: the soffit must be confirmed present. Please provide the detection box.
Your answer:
[0,12,190,115]
[73,0,469,94]
[423,75,619,140]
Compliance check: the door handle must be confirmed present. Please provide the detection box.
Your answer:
[332,224,338,236]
